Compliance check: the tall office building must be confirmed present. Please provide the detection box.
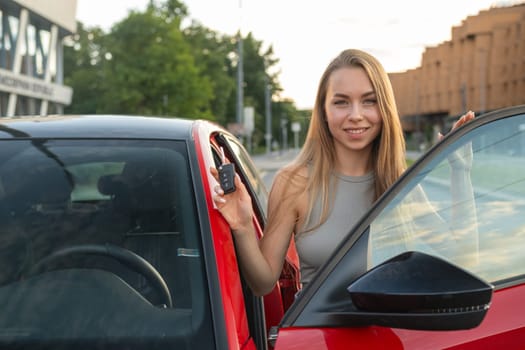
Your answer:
[0,0,76,116]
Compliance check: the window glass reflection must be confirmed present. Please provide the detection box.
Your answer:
[370,114,525,284]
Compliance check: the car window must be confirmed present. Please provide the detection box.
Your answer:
[223,135,269,217]
[369,112,525,285]
[68,162,124,201]
[0,139,215,349]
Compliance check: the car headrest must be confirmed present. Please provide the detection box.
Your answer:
[27,167,73,205]
[97,174,126,196]
[98,161,173,212]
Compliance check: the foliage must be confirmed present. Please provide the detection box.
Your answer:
[64,0,306,150]
[183,21,235,124]
[97,2,212,118]
[63,23,108,113]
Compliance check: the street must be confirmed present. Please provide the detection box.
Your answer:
[252,149,422,189]
[252,149,300,189]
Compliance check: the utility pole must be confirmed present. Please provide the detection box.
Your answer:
[280,116,288,154]
[236,1,244,129]
[265,78,272,154]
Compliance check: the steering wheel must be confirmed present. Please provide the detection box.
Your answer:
[26,244,173,308]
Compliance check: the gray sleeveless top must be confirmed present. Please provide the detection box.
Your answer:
[295,172,375,287]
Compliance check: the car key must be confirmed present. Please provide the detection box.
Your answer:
[218,147,236,194]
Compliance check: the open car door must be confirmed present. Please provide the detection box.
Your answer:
[273,105,525,349]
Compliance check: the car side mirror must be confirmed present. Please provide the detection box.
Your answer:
[347,251,493,330]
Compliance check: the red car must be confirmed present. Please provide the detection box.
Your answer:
[0,106,523,349]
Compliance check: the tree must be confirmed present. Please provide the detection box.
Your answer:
[98,4,213,118]
[63,0,301,140]
[183,21,236,125]
[63,23,108,114]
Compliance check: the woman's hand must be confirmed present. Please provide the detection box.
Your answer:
[210,166,255,233]
[210,166,278,296]
[438,110,476,141]
[438,111,475,171]
[451,110,475,131]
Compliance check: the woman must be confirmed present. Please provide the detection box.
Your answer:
[211,49,475,296]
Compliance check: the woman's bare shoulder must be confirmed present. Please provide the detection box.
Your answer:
[267,164,309,232]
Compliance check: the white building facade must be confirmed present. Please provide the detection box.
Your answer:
[0,0,76,116]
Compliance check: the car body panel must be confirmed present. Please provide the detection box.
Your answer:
[193,119,300,349]
[192,121,255,349]
[0,115,195,139]
[274,284,525,349]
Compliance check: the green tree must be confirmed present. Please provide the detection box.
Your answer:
[98,4,213,118]
[63,0,303,139]
[271,99,307,150]
[63,23,108,114]
[183,22,236,125]
[150,0,189,21]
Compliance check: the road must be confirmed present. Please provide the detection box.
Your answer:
[252,149,300,189]
[252,149,422,189]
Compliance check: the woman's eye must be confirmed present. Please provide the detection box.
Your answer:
[333,100,348,106]
[363,99,377,106]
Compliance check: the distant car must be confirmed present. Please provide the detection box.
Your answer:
[0,106,524,349]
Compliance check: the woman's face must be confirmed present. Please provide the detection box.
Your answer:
[324,66,383,156]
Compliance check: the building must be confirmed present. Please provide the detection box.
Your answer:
[0,0,76,116]
[389,3,525,145]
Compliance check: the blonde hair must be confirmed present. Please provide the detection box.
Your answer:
[277,49,406,233]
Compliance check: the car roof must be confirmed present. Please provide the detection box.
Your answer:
[0,115,204,140]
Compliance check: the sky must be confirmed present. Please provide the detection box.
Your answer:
[76,0,518,109]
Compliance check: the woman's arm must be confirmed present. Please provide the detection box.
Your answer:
[440,111,479,266]
[449,147,479,267]
[210,167,299,296]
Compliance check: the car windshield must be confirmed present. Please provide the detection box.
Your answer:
[0,138,214,349]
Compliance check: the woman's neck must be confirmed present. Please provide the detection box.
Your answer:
[334,147,373,177]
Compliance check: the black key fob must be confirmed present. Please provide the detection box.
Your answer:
[218,163,236,194]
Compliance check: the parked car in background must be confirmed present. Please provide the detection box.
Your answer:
[0,105,524,349]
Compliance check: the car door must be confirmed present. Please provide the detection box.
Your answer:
[273,105,525,349]
[214,133,301,333]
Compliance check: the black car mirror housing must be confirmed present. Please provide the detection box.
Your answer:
[347,251,493,330]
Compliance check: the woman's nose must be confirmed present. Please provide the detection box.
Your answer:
[347,104,363,121]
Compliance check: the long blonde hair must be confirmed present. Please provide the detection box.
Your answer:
[276,49,406,233]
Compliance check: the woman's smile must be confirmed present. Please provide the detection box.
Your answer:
[344,127,368,135]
